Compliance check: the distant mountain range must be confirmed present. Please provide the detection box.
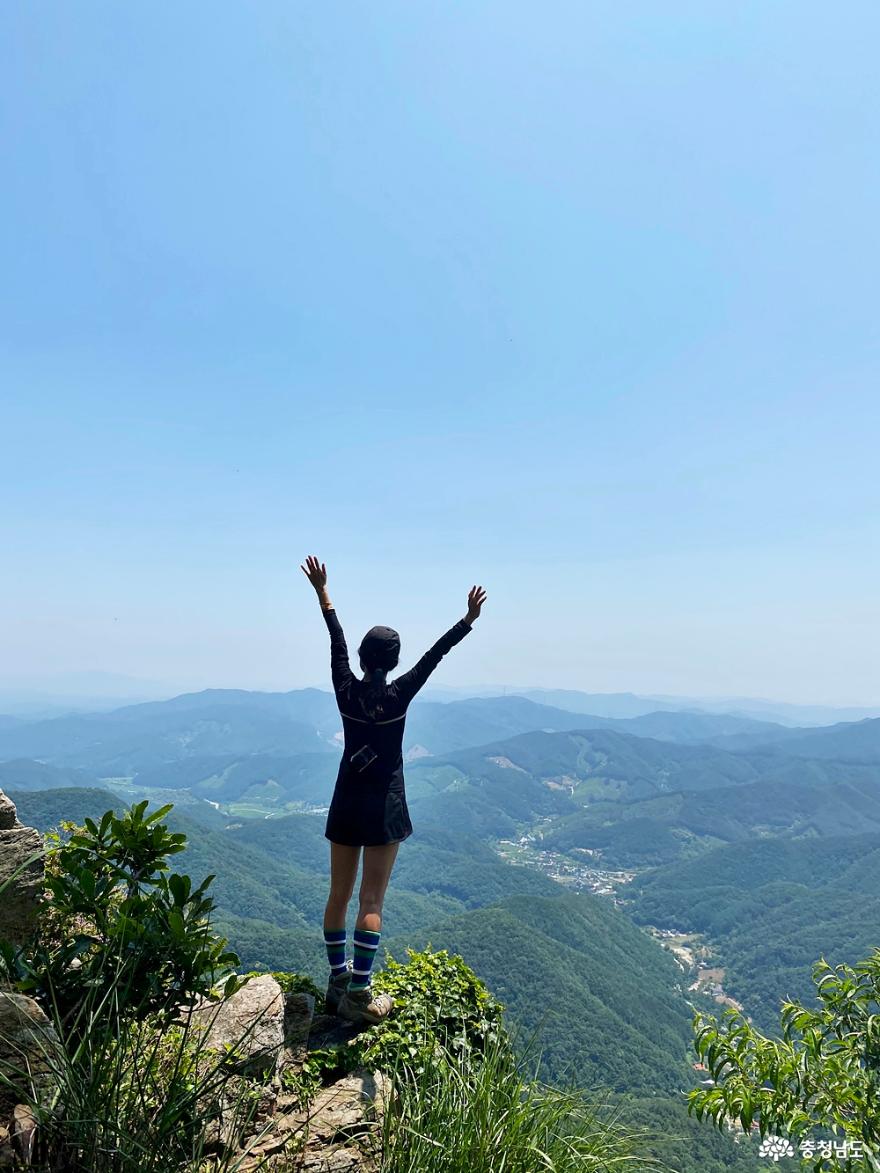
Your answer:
[3,690,879,834]
[711,716,880,762]
[542,773,880,866]
[0,684,826,773]
[5,679,878,726]
[0,687,779,778]
[470,688,880,727]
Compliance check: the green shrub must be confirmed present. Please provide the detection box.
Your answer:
[690,949,880,1163]
[367,945,505,1066]
[299,946,506,1087]
[0,802,242,1032]
[0,802,278,1172]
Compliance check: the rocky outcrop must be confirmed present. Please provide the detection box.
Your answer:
[0,793,56,1168]
[0,791,388,1171]
[0,792,17,830]
[237,1060,389,1172]
[198,987,388,1171]
[189,974,288,1080]
[0,993,61,1115]
[0,977,389,1172]
[0,790,44,949]
[0,991,64,1169]
[169,980,386,1169]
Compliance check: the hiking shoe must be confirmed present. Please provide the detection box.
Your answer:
[337,985,394,1025]
[325,962,352,1015]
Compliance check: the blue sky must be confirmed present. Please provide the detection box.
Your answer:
[2,2,878,704]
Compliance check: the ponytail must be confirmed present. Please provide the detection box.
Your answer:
[360,666,388,720]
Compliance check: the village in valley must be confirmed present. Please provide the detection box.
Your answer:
[493,825,746,1021]
[492,821,636,899]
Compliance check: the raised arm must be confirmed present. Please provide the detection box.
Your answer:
[393,585,487,708]
[301,554,353,692]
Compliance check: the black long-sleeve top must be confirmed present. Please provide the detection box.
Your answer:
[321,607,472,845]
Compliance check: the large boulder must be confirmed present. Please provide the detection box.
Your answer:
[0,992,62,1115]
[281,991,316,1078]
[189,973,287,1080]
[181,975,288,1153]
[0,790,45,948]
[0,792,17,831]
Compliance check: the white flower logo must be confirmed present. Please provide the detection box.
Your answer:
[759,1136,795,1161]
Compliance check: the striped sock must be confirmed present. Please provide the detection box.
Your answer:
[351,928,381,989]
[323,928,347,977]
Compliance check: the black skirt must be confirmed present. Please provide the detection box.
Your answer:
[324,759,414,847]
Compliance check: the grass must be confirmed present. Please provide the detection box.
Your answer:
[377,1028,664,1173]
[0,959,290,1172]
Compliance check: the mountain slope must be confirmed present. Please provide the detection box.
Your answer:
[540,775,880,866]
[0,758,103,792]
[405,727,769,839]
[134,752,338,808]
[4,786,568,974]
[627,832,880,1029]
[388,890,694,1092]
[712,717,880,762]
[0,704,328,773]
[7,786,126,828]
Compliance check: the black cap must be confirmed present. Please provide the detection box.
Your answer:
[358,626,401,670]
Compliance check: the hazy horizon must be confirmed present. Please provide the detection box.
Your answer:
[1,670,878,718]
[4,3,878,707]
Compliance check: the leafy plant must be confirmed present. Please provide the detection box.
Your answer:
[280,1045,343,1112]
[0,802,281,1171]
[0,803,243,1032]
[690,949,880,1167]
[353,946,505,1072]
[366,947,502,1069]
[274,947,506,1112]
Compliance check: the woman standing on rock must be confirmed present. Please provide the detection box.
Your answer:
[301,555,487,1025]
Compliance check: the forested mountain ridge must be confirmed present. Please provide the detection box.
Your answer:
[0,758,106,792]
[0,687,783,774]
[405,726,805,838]
[387,890,696,1093]
[628,832,880,1029]
[540,774,880,866]
[712,716,880,762]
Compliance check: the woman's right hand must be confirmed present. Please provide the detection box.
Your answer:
[301,554,328,591]
[465,585,487,624]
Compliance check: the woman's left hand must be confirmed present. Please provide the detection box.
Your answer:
[465,584,488,623]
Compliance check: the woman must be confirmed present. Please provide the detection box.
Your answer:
[301,555,487,1025]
